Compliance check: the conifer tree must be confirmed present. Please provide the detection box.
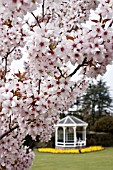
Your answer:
[82,80,113,125]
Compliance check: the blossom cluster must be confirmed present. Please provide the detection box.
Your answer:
[0,0,113,169]
[38,146,104,154]
[0,132,34,170]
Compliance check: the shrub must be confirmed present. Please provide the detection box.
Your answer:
[93,116,113,134]
[87,132,113,147]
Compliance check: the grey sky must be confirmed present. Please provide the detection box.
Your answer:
[103,64,113,98]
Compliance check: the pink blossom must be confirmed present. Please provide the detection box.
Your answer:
[0,0,113,169]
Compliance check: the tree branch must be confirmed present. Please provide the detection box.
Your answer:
[9,116,12,130]
[109,20,113,27]
[0,125,19,140]
[42,0,45,21]
[4,56,7,82]
[57,67,65,78]
[3,45,19,82]
[3,44,19,60]
[31,12,41,28]
[38,79,41,94]
[68,57,87,77]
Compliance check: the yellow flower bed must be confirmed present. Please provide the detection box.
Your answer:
[38,146,104,154]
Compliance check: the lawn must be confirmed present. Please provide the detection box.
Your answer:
[31,147,113,170]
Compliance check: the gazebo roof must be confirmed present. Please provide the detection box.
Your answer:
[55,115,88,127]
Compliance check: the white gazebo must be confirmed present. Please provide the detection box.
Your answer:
[54,116,88,148]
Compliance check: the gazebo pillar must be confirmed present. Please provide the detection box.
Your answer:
[83,126,86,142]
[73,126,76,147]
[63,127,66,147]
[55,126,58,146]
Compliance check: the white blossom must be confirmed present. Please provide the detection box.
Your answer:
[0,0,113,169]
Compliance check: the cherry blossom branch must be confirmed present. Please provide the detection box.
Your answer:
[5,45,18,58]
[57,67,66,78]
[67,26,74,33]
[109,20,113,27]
[68,57,87,77]
[67,25,79,33]
[31,12,41,28]
[0,125,19,140]
[4,56,7,82]
[38,79,41,94]
[42,0,45,20]
[9,116,12,130]
[3,45,19,82]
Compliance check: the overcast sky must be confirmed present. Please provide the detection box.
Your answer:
[103,64,113,98]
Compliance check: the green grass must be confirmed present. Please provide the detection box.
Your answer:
[31,147,113,170]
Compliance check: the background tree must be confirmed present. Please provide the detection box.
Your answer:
[81,80,113,125]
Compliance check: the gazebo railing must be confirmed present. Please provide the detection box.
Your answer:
[56,140,86,147]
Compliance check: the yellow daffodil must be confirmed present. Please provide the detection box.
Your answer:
[38,146,104,154]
